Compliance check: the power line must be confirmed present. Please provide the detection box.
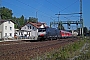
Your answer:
[45,0,79,12]
[53,0,65,10]
[45,0,62,10]
[60,0,79,12]
[2,0,31,17]
[34,0,56,14]
[3,0,53,21]
[15,0,36,11]
[2,0,80,23]
[45,0,79,21]
[15,0,53,19]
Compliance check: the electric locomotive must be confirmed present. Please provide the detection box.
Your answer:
[38,27,61,40]
[38,27,73,40]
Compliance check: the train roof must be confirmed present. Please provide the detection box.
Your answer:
[60,30,72,33]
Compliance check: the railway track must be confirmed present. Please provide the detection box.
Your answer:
[0,38,79,60]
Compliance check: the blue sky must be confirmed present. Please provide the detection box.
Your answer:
[2,0,90,29]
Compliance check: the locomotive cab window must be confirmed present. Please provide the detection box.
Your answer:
[38,28,46,32]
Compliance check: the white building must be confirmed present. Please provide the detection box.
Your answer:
[15,22,48,40]
[0,20,14,40]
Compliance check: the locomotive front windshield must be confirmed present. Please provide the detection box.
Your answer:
[38,28,46,32]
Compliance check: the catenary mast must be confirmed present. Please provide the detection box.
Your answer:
[80,0,83,37]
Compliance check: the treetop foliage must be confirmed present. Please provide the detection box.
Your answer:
[0,7,38,29]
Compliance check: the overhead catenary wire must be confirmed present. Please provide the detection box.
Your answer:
[2,0,32,17]
[45,0,79,12]
[60,0,79,12]
[3,0,53,20]
[2,0,80,22]
[45,0,62,11]
[15,0,53,19]
[45,0,79,21]
[2,0,56,24]
[33,0,56,14]
[33,0,59,21]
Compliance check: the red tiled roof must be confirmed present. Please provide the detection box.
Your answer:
[29,22,46,28]
[21,22,48,28]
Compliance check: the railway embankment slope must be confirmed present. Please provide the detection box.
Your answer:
[34,38,90,60]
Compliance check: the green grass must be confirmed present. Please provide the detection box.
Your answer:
[73,38,90,60]
[32,38,90,60]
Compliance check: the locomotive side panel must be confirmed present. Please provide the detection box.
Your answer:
[46,28,61,40]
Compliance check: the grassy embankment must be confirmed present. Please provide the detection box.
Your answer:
[33,38,90,60]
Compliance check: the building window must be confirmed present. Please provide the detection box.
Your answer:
[19,32,20,35]
[33,27,34,29]
[5,26,7,30]
[5,33,7,37]
[10,27,12,30]
[25,27,26,29]
[28,26,29,29]
[10,33,12,36]
[30,26,31,29]
[21,32,23,35]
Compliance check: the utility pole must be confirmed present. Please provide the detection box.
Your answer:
[80,0,84,38]
[55,12,62,29]
[36,11,38,22]
[55,12,60,22]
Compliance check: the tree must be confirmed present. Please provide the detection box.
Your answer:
[19,15,25,26]
[0,7,13,19]
[12,16,18,28]
[13,15,25,29]
[83,27,88,36]
[0,7,39,29]
[24,18,28,24]
[28,17,38,23]
[58,22,65,30]
[77,27,88,36]
[88,30,90,36]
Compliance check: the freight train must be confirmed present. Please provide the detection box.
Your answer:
[38,27,73,40]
